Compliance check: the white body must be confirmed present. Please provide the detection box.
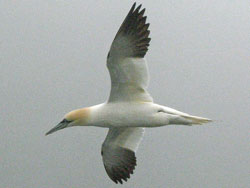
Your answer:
[88,102,208,128]
[89,102,160,128]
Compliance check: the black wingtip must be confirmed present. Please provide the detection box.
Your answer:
[103,147,137,184]
[139,8,146,16]
[131,2,137,11]
[135,4,142,12]
[110,2,151,58]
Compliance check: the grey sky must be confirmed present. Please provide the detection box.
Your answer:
[1,0,250,187]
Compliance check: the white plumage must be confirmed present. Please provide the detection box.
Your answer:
[46,3,212,184]
[108,57,152,102]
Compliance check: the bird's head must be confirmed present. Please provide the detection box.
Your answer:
[45,108,91,136]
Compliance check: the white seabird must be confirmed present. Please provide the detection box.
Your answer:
[46,3,212,184]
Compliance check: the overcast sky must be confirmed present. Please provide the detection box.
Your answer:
[1,1,250,187]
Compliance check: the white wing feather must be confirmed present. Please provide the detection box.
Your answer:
[107,57,152,102]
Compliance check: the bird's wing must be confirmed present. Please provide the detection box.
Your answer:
[101,127,145,184]
[107,3,153,102]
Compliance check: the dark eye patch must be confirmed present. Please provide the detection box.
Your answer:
[61,119,72,123]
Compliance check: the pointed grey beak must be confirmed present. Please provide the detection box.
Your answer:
[45,121,69,136]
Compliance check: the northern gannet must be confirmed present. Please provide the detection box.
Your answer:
[46,3,212,184]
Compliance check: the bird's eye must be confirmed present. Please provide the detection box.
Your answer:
[61,119,71,123]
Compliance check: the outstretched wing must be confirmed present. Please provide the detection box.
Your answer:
[107,3,153,103]
[101,127,145,184]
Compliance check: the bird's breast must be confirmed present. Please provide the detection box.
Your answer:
[88,102,158,128]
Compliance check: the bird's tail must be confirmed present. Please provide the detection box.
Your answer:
[182,115,212,125]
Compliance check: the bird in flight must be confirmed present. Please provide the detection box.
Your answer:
[46,2,212,184]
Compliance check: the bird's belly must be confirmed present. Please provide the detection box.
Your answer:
[90,102,158,128]
[103,112,154,127]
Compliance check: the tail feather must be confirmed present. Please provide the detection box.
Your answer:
[183,115,212,125]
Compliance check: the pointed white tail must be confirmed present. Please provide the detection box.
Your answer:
[183,115,212,125]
